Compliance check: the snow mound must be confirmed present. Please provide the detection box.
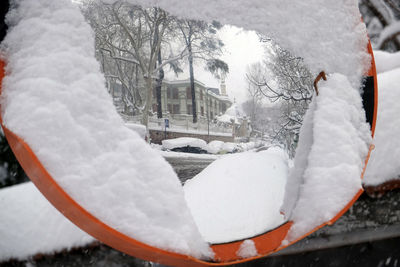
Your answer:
[373,50,400,74]
[363,67,400,186]
[108,0,371,88]
[217,103,244,124]
[162,137,207,151]
[184,149,288,244]
[206,140,225,154]
[1,0,211,259]
[0,182,94,261]
[282,73,371,242]
[221,142,238,153]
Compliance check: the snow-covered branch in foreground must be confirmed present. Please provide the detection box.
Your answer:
[377,21,400,49]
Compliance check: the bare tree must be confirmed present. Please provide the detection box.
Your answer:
[242,66,263,131]
[82,1,189,135]
[246,42,313,157]
[176,19,228,123]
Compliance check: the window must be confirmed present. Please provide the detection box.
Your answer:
[173,104,180,114]
[186,87,192,99]
[201,106,204,116]
[153,87,157,99]
[152,104,157,112]
[210,112,214,119]
[168,104,172,114]
[187,105,192,115]
[221,103,227,113]
[167,87,172,99]
[173,88,179,99]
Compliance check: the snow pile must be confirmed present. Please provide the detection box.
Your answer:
[206,140,225,154]
[0,183,94,261]
[236,240,258,259]
[221,142,238,153]
[363,64,400,186]
[282,74,371,241]
[373,50,400,74]
[184,148,288,244]
[217,103,244,124]
[162,137,207,151]
[206,141,257,154]
[1,0,211,258]
[125,122,146,139]
[237,142,256,152]
[110,0,370,88]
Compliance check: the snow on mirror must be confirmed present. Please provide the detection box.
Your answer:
[0,0,376,265]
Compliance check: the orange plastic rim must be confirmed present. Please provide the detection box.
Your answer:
[0,36,378,265]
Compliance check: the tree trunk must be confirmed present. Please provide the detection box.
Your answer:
[156,49,164,118]
[141,76,153,140]
[188,42,197,123]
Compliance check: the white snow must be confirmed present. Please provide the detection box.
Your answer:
[0,0,374,260]
[373,50,400,74]
[217,104,244,125]
[125,122,146,139]
[206,140,225,154]
[106,0,371,89]
[282,74,371,242]
[236,240,258,259]
[0,182,94,261]
[221,142,238,153]
[363,66,400,186]
[1,0,211,259]
[162,137,207,151]
[184,148,288,244]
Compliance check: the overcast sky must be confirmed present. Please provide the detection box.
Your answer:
[166,25,265,104]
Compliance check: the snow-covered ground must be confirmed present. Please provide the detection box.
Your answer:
[184,148,288,244]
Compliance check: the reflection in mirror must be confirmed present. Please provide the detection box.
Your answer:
[81,1,313,244]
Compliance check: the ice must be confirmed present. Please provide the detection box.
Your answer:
[0,182,94,261]
[184,149,288,244]
[363,65,400,186]
[1,0,211,258]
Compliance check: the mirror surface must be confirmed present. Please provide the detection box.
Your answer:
[81,0,313,243]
